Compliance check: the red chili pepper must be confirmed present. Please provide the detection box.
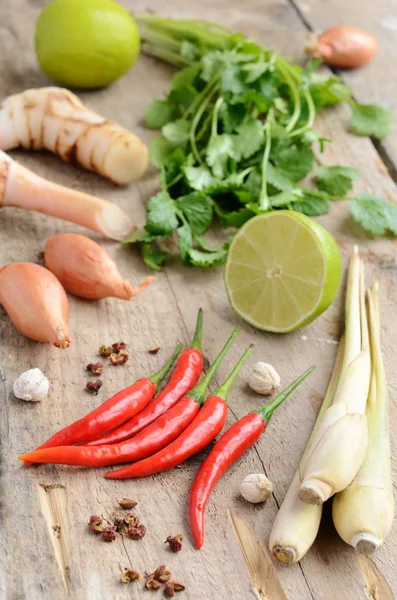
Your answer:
[30,343,183,452]
[19,327,242,468]
[189,366,314,549]
[86,309,204,446]
[105,341,252,480]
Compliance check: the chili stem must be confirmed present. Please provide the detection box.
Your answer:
[148,342,184,387]
[190,308,204,351]
[188,326,240,402]
[214,344,254,401]
[257,365,314,423]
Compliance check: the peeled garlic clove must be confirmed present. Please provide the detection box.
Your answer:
[44,233,153,301]
[248,362,280,395]
[13,368,49,401]
[240,474,273,503]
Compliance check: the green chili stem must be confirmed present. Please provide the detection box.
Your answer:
[214,344,254,402]
[190,308,204,351]
[188,327,240,403]
[257,366,314,424]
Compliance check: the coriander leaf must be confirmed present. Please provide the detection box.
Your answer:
[144,100,175,130]
[220,63,247,94]
[272,142,315,182]
[176,192,213,234]
[169,84,198,110]
[309,74,351,108]
[316,165,360,197]
[270,191,298,207]
[350,103,393,140]
[177,223,194,264]
[291,191,331,216]
[141,243,168,271]
[214,204,255,227]
[149,136,174,168]
[206,134,237,177]
[180,40,201,61]
[162,119,190,144]
[122,228,157,244]
[146,192,179,236]
[183,165,216,190]
[230,90,270,112]
[242,61,269,83]
[188,247,228,267]
[234,119,264,160]
[194,234,233,252]
[170,62,200,90]
[201,50,225,81]
[267,163,295,192]
[350,194,397,236]
[220,102,247,133]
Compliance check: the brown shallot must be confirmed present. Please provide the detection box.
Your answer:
[44,233,153,300]
[0,263,70,348]
[0,87,149,185]
[0,151,133,240]
[305,26,377,69]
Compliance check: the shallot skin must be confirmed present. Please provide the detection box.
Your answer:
[44,233,153,301]
[306,26,377,69]
[0,263,70,348]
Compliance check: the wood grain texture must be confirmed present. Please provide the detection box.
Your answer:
[0,1,396,599]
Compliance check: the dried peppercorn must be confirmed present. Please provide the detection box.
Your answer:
[110,350,129,365]
[165,534,183,553]
[153,565,171,583]
[99,345,112,357]
[145,579,161,591]
[118,498,137,510]
[121,568,141,583]
[128,524,146,539]
[88,515,103,534]
[86,362,104,375]
[112,342,127,353]
[102,525,117,542]
[86,380,103,395]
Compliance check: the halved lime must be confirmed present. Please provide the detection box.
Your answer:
[224,211,342,332]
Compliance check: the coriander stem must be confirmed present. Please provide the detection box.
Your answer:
[258,111,273,211]
[211,97,224,138]
[190,82,220,164]
[276,58,301,133]
[290,89,316,138]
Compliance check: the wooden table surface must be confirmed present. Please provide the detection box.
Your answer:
[1,1,397,599]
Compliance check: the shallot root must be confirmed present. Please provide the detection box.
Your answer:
[0,262,70,348]
[0,150,133,240]
[0,87,149,185]
[44,233,154,300]
[305,26,377,69]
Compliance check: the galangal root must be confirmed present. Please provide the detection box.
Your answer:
[44,233,154,300]
[0,262,70,348]
[0,87,149,185]
[0,150,133,240]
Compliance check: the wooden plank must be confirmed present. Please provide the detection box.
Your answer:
[290,0,397,173]
[0,1,397,599]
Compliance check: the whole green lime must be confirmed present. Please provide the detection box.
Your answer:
[35,0,140,88]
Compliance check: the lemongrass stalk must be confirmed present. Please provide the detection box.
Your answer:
[299,249,371,505]
[332,285,394,554]
[269,337,345,564]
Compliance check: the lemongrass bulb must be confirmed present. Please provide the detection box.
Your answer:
[0,262,70,348]
[248,362,280,395]
[13,368,49,401]
[44,233,153,301]
[240,474,273,503]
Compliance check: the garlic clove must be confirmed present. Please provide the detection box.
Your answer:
[240,473,273,503]
[248,362,281,395]
[13,368,49,402]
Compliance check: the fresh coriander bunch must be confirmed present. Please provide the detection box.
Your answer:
[124,14,395,270]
